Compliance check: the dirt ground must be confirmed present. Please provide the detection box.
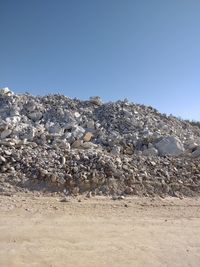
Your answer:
[0,194,200,267]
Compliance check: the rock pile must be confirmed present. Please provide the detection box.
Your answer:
[0,87,200,197]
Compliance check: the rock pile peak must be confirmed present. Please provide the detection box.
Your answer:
[0,88,200,197]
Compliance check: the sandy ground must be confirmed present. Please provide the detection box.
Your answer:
[0,194,200,267]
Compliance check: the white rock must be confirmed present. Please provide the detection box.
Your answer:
[74,112,80,118]
[83,132,93,142]
[64,132,72,139]
[6,116,21,124]
[61,156,66,165]
[0,87,14,96]
[0,156,6,162]
[155,135,185,156]
[95,122,101,129]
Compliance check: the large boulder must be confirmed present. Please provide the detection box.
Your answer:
[155,135,185,156]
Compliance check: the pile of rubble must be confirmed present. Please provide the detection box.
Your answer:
[0,87,200,197]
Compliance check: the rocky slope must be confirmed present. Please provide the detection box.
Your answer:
[0,87,200,197]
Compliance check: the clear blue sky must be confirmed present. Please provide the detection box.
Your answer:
[1,0,200,120]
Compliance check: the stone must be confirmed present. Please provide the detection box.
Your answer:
[191,147,200,158]
[28,111,43,121]
[81,142,98,149]
[71,140,83,148]
[58,177,66,185]
[124,186,133,194]
[51,175,57,183]
[155,136,185,156]
[86,191,92,198]
[72,126,85,139]
[4,150,12,156]
[0,155,6,163]
[48,124,63,134]
[1,129,12,139]
[142,147,158,156]
[0,87,14,96]
[118,196,125,200]
[25,101,36,112]
[86,120,95,129]
[111,146,121,155]
[89,96,102,106]
[124,147,133,155]
[185,141,198,150]
[60,197,70,202]
[74,112,80,118]
[83,132,93,142]
[61,156,66,165]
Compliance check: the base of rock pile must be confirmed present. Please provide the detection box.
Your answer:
[0,88,200,197]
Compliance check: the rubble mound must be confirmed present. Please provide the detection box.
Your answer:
[1,87,200,197]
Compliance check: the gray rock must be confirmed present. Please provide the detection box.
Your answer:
[142,147,158,156]
[28,111,43,121]
[71,140,83,148]
[72,126,85,139]
[111,146,121,155]
[86,120,95,129]
[81,142,98,149]
[1,129,12,139]
[191,147,200,158]
[155,136,185,156]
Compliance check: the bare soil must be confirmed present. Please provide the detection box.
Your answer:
[0,194,200,267]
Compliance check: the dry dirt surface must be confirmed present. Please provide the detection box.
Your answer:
[0,194,200,267]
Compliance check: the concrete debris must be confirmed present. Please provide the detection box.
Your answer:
[0,87,200,197]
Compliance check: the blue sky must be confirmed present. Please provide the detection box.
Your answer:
[0,0,200,120]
